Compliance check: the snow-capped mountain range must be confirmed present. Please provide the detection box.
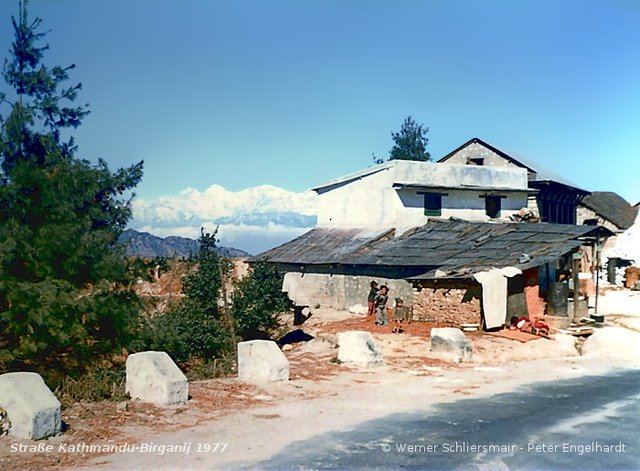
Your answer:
[129,184,318,254]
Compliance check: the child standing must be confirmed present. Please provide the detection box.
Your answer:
[367,281,378,317]
[392,297,411,333]
[374,285,389,325]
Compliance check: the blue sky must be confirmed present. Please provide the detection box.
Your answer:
[1,0,639,251]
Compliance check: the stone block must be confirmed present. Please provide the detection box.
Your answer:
[237,340,290,383]
[430,327,473,362]
[0,372,61,440]
[126,351,188,405]
[337,331,383,366]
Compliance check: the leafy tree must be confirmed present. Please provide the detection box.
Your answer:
[0,1,143,380]
[144,230,230,362]
[388,116,431,162]
[231,261,291,340]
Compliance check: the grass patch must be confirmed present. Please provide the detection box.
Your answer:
[181,354,236,381]
[54,367,128,408]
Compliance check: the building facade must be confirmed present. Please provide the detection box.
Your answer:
[313,159,531,235]
[438,138,589,225]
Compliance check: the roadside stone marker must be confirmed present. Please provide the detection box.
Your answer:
[337,331,383,367]
[126,351,188,405]
[0,372,61,440]
[237,340,290,383]
[430,327,473,362]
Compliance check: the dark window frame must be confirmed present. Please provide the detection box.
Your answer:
[418,191,445,217]
[481,194,505,218]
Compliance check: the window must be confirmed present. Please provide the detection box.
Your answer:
[423,192,442,217]
[469,157,484,166]
[485,196,502,218]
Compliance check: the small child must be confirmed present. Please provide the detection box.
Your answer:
[374,285,389,325]
[367,281,378,317]
[392,298,411,333]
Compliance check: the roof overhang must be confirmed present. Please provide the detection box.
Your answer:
[312,163,393,193]
[528,179,590,196]
[393,183,537,195]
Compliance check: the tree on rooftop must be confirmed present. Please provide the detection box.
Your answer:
[388,116,431,162]
[0,1,144,382]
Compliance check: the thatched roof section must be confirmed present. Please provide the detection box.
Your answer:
[581,191,638,230]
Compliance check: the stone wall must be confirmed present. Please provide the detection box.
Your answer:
[412,284,482,325]
[441,141,521,170]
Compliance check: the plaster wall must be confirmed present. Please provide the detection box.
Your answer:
[317,161,528,230]
[282,272,414,309]
[527,195,541,217]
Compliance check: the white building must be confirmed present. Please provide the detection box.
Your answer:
[312,159,531,234]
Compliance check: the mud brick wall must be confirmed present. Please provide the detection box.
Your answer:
[412,284,482,325]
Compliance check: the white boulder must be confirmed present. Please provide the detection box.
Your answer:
[125,351,188,405]
[430,328,473,362]
[0,372,61,440]
[237,340,290,383]
[337,331,383,366]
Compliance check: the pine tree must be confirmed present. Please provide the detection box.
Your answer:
[388,116,431,162]
[0,1,144,379]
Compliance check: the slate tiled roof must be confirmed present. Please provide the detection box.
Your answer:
[351,219,607,278]
[250,227,395,265]
[253,219,612,279]
[581,191,638,230]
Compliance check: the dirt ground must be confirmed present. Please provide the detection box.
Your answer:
[0,299,633,470]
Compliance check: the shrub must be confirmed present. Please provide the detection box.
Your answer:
[134,229,233,363]
[231,261,292,340]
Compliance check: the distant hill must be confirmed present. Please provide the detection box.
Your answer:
[119,229,251,258]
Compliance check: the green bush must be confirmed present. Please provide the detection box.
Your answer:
[134,230,234,363]
[231,261,292,340]
[142,304,229,364]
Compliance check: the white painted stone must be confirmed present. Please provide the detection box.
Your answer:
[337,331,383,367]
[237,340,290,383]
[0,372,61,440]
[430,327,473,362]
[125,351,188,405]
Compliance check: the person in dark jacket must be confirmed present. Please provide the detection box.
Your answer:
[367,281,379,317]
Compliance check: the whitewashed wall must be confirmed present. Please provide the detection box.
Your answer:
[316,161,528,231]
